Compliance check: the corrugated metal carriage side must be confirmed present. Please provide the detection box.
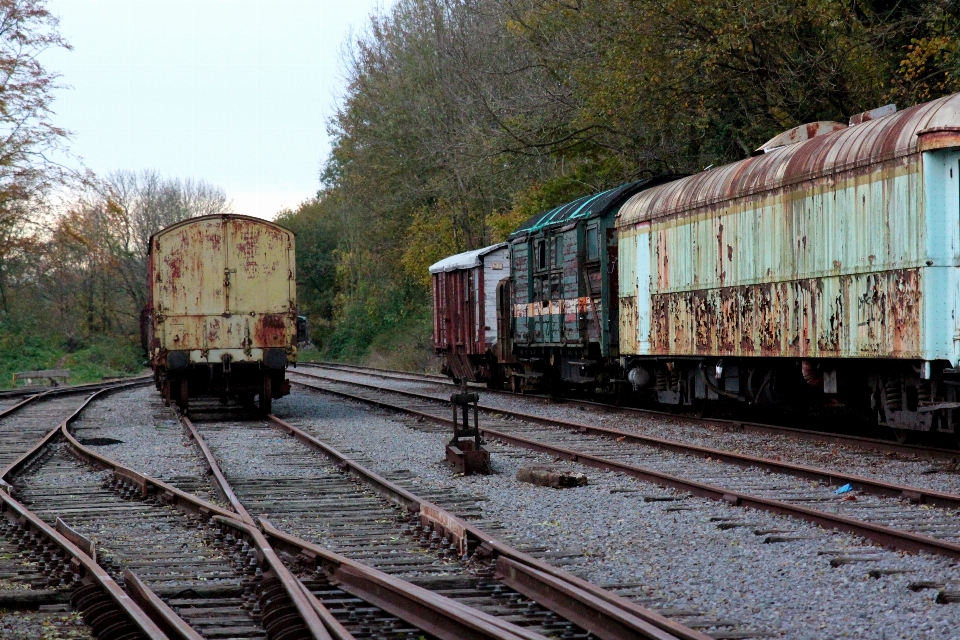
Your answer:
[144,214,299,413]
[616,93,960,435]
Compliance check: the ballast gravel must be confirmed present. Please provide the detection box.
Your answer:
[0,609,91,639]
[274,386,960,640]
[303,368,960,496]
[68,386,222,505]
[70,386,199,479]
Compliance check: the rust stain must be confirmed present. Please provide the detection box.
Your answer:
[148,215,298,362]
[254,313,293,346]
[649,269,922,358]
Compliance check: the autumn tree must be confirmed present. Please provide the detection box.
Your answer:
[102,169,231,315]
[0,0,70,314]
[283,0,960,366]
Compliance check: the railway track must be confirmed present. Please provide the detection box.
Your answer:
[5,379,704,639]
[0,374,153,401]
[301,362,960,463]
[0,381,179,640]
[0,380,145,472]
[1,382,335,640]
[287,367,960,566]
[178,402,717,640]
[11,443,273,640]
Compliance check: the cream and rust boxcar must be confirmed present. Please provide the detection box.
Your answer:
[144,214,298,413]
[616,93,960,436]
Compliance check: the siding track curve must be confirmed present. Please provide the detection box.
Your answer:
[288,367,960,563]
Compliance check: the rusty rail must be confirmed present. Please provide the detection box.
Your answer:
[0,373,153,401]
[123,570,205,640]
[211,516,338,640]
[301,366,960,507]
[56,413,330,639]
[177,414,340,639]
[303,361,960,463]
[265,412,707,640]
[290,372,960,561]
[0,381,190,640]
[0,489,170,639]
[182,413,550,640]
[179,415,256,525]
[262,518,550,640]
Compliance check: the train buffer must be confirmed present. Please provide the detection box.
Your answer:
[12,369,70,387]
[447,382,491,475]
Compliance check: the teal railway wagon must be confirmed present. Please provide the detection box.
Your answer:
[616,92,960,437]
[500,177,676,392]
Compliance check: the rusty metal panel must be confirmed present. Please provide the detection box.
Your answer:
[226,217,293,315]
[150,215,297,363]
[618,94,960,362]
[617,135,944,358]
[755,121,848,153]
[648,269,923,358]
[512,241,530,343]
[618,227,639,355]
[649,161,923,295]
[619,92,960,228]
[225,217,295,349]
[642,158,925,358]
[154,217,225,319]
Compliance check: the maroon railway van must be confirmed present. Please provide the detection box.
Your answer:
[430,243,509,385]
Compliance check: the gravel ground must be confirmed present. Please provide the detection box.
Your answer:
[70,386,192,479]
[69,386,222,505]
[198,420,326,479]
[0,608,91,639]
[274,386,960,640]
[299,369,960,495]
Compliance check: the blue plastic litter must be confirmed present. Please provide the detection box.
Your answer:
[835,483,853,495]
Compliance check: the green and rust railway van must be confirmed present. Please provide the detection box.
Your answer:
[500,178,675,391]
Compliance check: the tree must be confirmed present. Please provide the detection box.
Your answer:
[0,0,70,314]
[102,169,231,318]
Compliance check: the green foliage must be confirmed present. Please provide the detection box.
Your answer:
[276,199,340,326]
[325,280,426,362]
[401,205,459,288]
[60,336,144,384]
[0,329,143,389]
[285,0,960,371]
[508,157,631,228]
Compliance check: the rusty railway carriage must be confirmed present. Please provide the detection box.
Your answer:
[616,93,960,436]
[143,214,298,413]
[430,243,509,384]
[498,177,679,392]
[430,90,960,439]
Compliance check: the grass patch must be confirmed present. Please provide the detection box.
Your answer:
[61,336,146,384]
[300,295,437,373]
[0,330,146,389]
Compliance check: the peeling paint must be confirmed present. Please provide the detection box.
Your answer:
[148,215,298,365]
[617,92,960,362]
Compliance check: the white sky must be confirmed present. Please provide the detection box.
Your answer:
[44,0,388,219]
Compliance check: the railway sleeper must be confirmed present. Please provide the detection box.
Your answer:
[0,514,152,640]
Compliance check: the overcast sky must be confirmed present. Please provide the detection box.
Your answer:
[45,0,388,218]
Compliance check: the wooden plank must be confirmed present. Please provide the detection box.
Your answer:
[12,369,70,380]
